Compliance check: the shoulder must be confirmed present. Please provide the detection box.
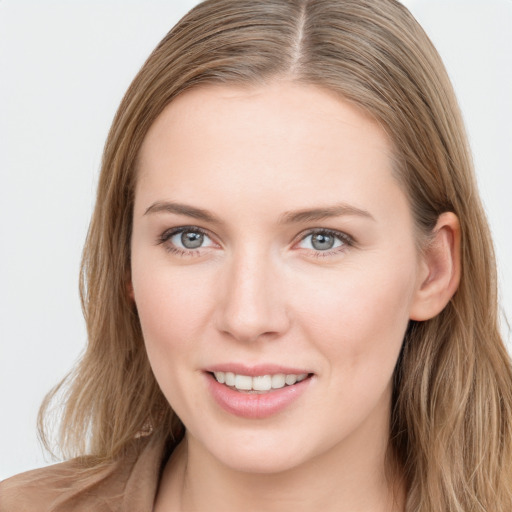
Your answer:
[0,458,111,512]
[0,434,169,512]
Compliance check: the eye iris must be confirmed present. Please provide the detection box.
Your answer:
[311,233,335,250]
[181,231,204,249]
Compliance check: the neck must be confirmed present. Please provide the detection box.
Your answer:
[155,407,405,512]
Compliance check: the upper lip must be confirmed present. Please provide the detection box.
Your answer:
[205,363,312,376]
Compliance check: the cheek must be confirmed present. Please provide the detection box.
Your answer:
[295,256,417,376]
[134,262,210,333]
[131,262,220,413]
[131,259,219,373]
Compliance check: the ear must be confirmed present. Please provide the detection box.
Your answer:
[409,212,461,321]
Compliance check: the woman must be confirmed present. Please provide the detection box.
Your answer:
[2,0,511,510]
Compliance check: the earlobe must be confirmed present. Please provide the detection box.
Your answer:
[409,212,461,321]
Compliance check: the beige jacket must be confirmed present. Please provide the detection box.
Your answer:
[0,434,169,512]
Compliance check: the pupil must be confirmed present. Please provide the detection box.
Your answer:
[181,231,204,249]
[312,233,334,250]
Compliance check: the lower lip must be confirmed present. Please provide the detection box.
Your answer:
[205,373,312,419]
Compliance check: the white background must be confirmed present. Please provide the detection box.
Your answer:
[1,0,511,480]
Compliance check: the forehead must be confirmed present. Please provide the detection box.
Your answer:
[135,81,406,225]
[139,81,393,167]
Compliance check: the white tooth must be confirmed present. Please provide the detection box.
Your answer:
[271,374,286,389]
[225,372,236,386]
[296,373,308,382]
[285,374,297,386]
[214,371,225,384]
[253,375,272,391]
[235,374,252,390]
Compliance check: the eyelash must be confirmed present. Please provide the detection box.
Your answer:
[156,226,355,258]
[298,228,354,258]
[157,226,213,257]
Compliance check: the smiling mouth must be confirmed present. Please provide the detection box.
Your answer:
[210,371,311,394]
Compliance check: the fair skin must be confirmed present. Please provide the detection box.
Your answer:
[130,81,460,512]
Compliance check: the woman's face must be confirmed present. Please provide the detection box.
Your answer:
[131,82,427,473]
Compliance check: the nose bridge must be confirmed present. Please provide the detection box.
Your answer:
[216,243,289,342]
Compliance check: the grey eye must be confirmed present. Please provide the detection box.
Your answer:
[181,231,204,249]
[310,233,335,250]
[298,231,345,252]
[167,229,214,251]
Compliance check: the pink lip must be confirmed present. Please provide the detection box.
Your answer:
[204,369,313,419]
[206,363,311,376]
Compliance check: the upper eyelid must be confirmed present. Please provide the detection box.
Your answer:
[295,228,355,245]
[157,225,354,250]
[156,225,215,249]
[159,225,211,239]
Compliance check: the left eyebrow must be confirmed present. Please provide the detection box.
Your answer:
[279,203,375,224]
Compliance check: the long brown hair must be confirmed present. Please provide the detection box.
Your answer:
[39,1,512,509]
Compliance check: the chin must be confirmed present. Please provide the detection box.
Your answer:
[219,448,307,475]
[190,427,311,475]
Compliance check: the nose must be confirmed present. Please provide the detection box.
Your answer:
[215,248,290,343]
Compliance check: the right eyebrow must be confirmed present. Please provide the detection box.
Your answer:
[143,201,224,225]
